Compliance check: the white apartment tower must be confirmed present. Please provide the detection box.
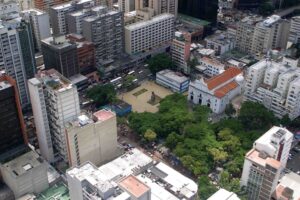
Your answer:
[288,16,300,44]
[125,13,175,55]
[65,109,119,167]
[21,9,51,52]
[28,69,80,162]
[241,126,293,200]
[244,59,300,119]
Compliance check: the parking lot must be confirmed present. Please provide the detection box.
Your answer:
[118,80,173,113]
[287,143,300,174]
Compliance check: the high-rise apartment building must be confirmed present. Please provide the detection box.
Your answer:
[0,72,27,161]
[67,6,106,35]
[148,0,178,17]
[244,59,300,119]
[65,109,118,167]
[171,31,191,74]
[41,35,79,78]
[28,69,80,162]
[125,13,175,55]
[118,0,135,13]
[21,9,51,52]
[288,16,300,45]
[0,22,30,108]
[49,0,95,35]
[251,15,290,55]
[241,126,293,200]
[178,0,218,25]
[83,8,124,68]
[236,15,290,54]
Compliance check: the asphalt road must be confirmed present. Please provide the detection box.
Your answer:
[287,144,300,174]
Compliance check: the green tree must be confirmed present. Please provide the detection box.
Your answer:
[123,75,136,88]
[259,1,275,16]
[208,147,228,165]
[198,176,218,200]
[147,53,174,74]
[165,132,183,150]
[144,129,157,142]
[280,114,292,127]
[238,101,277,131]
[86,84,116,107]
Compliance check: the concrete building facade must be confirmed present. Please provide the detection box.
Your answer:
[65,109,119,167]
[41,35,79,78]
[241,126,293,200]
[125,13,175,55]
[21,9,51,52]
[171,31,191,74]
[28,69,80,162]
[244,59,300,119]
[288,16,300,45]
[0,151,49,198]
[83,9,124,68]
[148,0,178,17]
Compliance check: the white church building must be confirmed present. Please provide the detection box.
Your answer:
[188,67,244,114]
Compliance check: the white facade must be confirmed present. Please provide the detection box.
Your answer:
[156,69,190,93]
[289,16,300,44]
[22,9,51,51]
[125,13,175,55]
[65,110,119,167]
[28,78,54,162]
[67,148,198,200]
[244,59,300,119]
[29,69,80,162]
[188,67,243,114]
[254,126,293,169]
[0,151,49,198]
[205,32,235,56]
[0,23,30,108]
[200,57,225,77]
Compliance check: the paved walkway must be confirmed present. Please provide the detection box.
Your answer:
[118,81,173,113]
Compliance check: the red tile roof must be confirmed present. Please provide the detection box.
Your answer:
[214,81,238,98]
[205,67,242,90]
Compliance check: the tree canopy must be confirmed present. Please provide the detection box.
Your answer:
[86,84,116,107]
[146,53,175,74]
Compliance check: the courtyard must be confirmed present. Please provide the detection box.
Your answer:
[118,81,173,113]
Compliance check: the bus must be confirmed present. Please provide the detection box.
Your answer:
[128,70,135,75]
[110,77,122,86]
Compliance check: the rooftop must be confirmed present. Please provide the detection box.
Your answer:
[36,69,73,91]
[273,172,300,200]
[208,188,240,200]
[157,69,189,84]
[214,81,238,98]
[2,151,44,177]
[93,109,115,122]
[119,175,150,198]
[205,67,242,90]
[178,14,211,27]
[202,57,225,68]
[36,182,70,200]
[126,13,174,30]
[246,149,281,169]
[0,80,12,91]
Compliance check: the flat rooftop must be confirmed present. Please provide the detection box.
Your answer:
[2,151,44,177]
[157,69,189,84]
[246,149,281,169]
[208,188,240,200]
[93,109,115,122]
[273,172,300,200]
[0,80,12,91]
[119,175,150,198]
[36,182,70,200]
[126,13,174,31]
[178,14,211,26]
[36,69,73,91]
